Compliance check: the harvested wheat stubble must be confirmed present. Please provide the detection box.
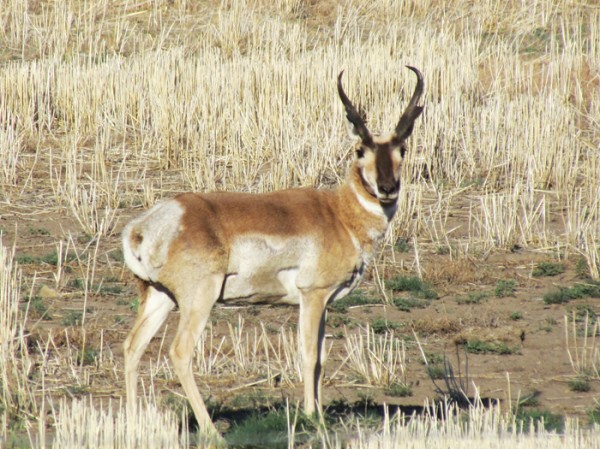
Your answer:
[1,0,599,446]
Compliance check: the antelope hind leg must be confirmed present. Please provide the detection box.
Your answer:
[123,282,175,415]
[169,274,224,437]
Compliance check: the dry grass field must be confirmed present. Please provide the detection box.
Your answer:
[1,0,599,447]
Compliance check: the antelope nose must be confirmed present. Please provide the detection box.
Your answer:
[378,182,398,195]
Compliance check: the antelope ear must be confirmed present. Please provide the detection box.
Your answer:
[345,106,370,141]
[338,71,374,147]
[345,119,362,140]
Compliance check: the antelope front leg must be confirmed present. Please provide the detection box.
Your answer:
[299,290,329,417]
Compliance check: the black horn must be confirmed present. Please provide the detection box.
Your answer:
[393,66,424,142]
[337,71,374,146]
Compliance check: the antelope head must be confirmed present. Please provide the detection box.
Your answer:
[338,66,424,206]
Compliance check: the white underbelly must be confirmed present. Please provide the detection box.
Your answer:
[220,235,317,305]
[222,267,301,305]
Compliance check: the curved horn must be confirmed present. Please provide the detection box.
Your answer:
[394,66,424,141]
[337,71,373,146]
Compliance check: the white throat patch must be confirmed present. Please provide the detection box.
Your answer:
[350,182,386,219]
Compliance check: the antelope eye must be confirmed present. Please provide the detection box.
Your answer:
[356,147,365,158]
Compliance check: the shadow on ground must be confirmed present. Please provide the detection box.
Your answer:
[179,397,499,448]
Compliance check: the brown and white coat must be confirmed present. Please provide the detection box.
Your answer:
[121,67,424,436]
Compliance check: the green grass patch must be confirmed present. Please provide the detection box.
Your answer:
[465,339,519,355]
[15,254,40,265]
[17,251,78,266]
[76,347,99,366]
[228,391,274,411]
[567,305,599,338]
[519,27,554,55]
[385,383,412,397]
[569,304,597,322]
[568,377,591,393]
[329,290,381,313]
[98,284,124,295]
[435,245,451,255]
[543,281,600,305]
[426,365,446,380]
[328,314,354,329]
[509,311,523,321]
[28,227,50,236]
[370,318,401,334]
[494,279,516,297]
[576,257,591,279]
[539,317,557,333]
[28,296,52,321]
[394,238,411,253]
[69,277,124,295]
[129,297,140,312]
[1,434,32,449]
[455,291,489,305]
[392,296,429,311]
[65,385,89,396]
[41,250,77,266]
[61,310,84,326]
[109,248,124,263]
[518,391,540,408]
[386,275,438,300]
[589,404,600,425]
[532,262,565,277]
[69,278,87,290]
[422,352,444,365]
[225,407,312,448]
[515,407,564,433]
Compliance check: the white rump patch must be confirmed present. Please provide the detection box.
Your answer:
[122,200,184,282]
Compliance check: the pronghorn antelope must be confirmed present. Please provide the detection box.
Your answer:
[122,66,424,435]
